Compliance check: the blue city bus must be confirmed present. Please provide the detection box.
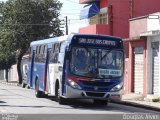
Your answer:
[27,33,124,105]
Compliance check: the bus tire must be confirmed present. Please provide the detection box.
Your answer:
[26,84,30,89]
[35,80,43,98]
[55,81,66,105]
[93,99,108,106]
[22,82,26,88]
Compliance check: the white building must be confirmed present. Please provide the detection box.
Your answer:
[140,12,160,98]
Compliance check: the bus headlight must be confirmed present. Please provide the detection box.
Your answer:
[68,79,81,89]
[110,82,123,92]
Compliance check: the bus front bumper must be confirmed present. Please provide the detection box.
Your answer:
[64,85,122,101]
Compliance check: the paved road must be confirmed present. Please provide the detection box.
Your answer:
[0,83,160,120]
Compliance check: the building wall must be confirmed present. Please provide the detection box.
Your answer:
[0,70,5,80]
[128,40,147,96]
[8,64,18,81]
[133,0,160,18]
[107,0,130,38]
[107,0,160,38]
[100,0,108,8]
[79,0,131,38]
[79,0,160,38]
[129,17,147,38]
[123,41,129,94]
[79,24,110,35]
[79,0,160,96]
[147,12,160,31]
[147,35,160,96]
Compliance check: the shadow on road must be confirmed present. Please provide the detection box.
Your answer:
[46,96,112,111]
[0,100,6,103]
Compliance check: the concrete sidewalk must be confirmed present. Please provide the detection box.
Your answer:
[112,94,160,112]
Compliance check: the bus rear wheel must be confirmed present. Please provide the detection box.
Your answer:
[21,82,26,88]
[55,82,66,105]
[35,80,43,98]
[93,99,108,105]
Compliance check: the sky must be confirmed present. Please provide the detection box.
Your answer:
[1,0,89,34]
[60,0,88,34]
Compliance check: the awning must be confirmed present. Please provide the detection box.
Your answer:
[80,2,100,20]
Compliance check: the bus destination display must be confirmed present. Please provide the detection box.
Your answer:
[78,38,116,46]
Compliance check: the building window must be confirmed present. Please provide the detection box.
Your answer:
[99,13,107,24]
[89,15,99,25]
[89,7,107,25]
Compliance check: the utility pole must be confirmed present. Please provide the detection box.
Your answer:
[129,0,133,18]
[108,4,113,36]
[65,16,68,35]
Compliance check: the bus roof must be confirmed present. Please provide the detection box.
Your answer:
[75,33,122,40]
[30,33,122,46]
[30,35,69,46]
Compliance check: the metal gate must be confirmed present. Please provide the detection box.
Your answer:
[152,42,159,95]
[134,47,144,94]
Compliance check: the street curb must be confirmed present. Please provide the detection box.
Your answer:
[111,100,160,112]
[0,81,19,86]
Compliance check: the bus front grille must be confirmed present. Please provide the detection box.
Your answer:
[86,92,105,97]
[83,87,109,92]
[80,81,113,87]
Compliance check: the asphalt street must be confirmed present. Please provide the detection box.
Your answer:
[0,83,160,120]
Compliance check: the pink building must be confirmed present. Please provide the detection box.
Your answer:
[79,0,160,97]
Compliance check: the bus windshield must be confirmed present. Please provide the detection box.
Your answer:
[70,47,123,78]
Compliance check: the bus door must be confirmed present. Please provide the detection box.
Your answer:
[30,50,35,87]
[61,48,68,96]
[59,42,67,96]
[44,47,50,92]
[47,44,54,95]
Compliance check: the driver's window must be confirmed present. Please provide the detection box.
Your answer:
[106,52,114,65]
[115,52,123,69]
[71,48,88,73]
[75,48,87,69]
[99,50,114,69]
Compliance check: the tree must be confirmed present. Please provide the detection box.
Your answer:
[0,53,16,82]
[0,27,17,82]
[0,0,63,84]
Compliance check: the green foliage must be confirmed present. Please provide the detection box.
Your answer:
[0,53,16,70]
[152,98,160,102]
[0,0,63,82]
[0,0,63,52]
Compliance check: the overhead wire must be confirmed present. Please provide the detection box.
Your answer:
[64,0,79,4]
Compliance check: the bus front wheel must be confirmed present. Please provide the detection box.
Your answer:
[55,82,66,105]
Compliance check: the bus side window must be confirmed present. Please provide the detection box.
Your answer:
[35,46,39,62]
[29,47,32,61]
[58,42,65,64]
[55,43,60,52]
[38,45,41,62]
[43,45,47,54]
[49,43,54,63]
[43,45,48,62]
[37,45,40,62]
[40,45,45,63]
[52,44,55,53]
[53,43,60,63]
[36,46,39,54]
[53,52,59,63]
[60,42,65,52]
